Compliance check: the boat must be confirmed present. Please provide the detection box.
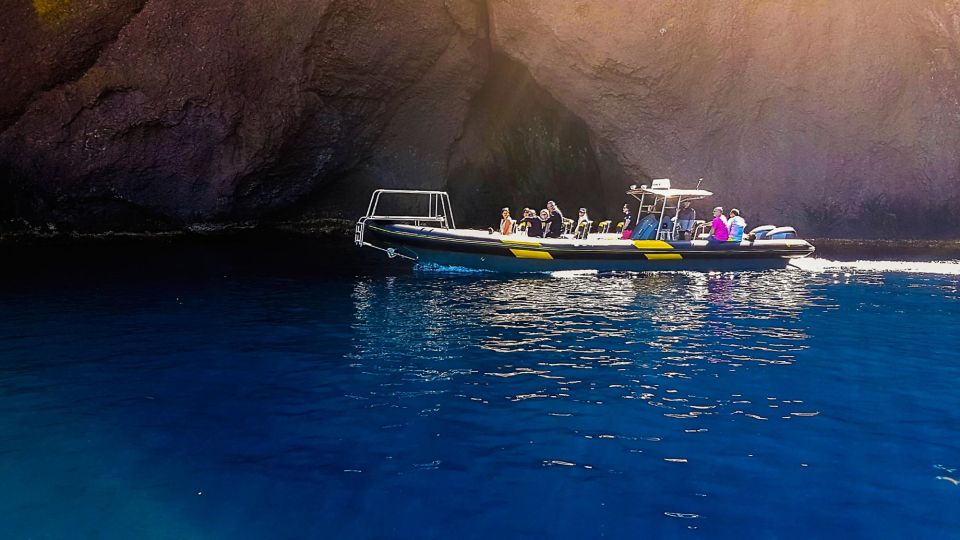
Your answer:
[354,180,814,273]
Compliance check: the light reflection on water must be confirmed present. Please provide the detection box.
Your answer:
[340,267,960,535]
[349,270,826,435]
[792,257,960,275]
[1,250,959,538]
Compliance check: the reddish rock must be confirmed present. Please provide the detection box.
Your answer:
[2,0,959,238]
[0,0,146,131]
[487,0,960,237]
[1,0,489,229]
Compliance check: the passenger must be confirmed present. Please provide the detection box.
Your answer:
[575,208,590,239]
[499,207,514,235]
[522,208,544,238]
[539,209,551,237]
[516,208,529,232]
[621,204,634,239]
[727,208,746,241]
[677,200,696,240]
[545,200,564,238]
[709,206,729,241]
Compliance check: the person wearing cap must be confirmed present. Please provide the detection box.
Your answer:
[521,208,544,238]
[709,206,729,241]
[727,208,746,241]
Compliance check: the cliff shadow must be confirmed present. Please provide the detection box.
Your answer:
[446,53,631,228]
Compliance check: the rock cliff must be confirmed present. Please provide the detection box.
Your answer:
[487,0,960,237]
[1,0,490,229]
[2,0,959,237]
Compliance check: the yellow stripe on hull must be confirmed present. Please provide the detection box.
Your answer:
[509,249,553,259]
[501,238,542,247]
[644,253,683,261]
[632,240,674,250]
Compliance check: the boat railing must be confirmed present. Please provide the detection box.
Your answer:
[693,221,711,240]
[355,189,455,256]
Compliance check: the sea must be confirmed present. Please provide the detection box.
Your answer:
[0,237,958,539]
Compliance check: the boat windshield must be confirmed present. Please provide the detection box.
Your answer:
[625,179,713,240]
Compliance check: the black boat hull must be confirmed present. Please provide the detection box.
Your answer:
[366,224,815,273]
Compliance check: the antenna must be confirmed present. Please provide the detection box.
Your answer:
[696,177,703,189]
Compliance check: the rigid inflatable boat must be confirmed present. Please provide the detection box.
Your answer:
[355,181,814,273]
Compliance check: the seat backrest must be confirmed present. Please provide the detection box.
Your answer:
[575,220,593,239]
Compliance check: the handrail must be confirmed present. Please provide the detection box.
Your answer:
[363,189,456,226]
[355,189,456,249]
[362,215,447,222]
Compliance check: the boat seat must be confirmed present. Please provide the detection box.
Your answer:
[562,218,574,235]
[657,219,674,240]
[597,220,612,234]
[574,220,593,239]
[616,221,625,233]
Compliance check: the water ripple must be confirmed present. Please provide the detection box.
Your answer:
[3,259,960,538]
[347,271,829,437]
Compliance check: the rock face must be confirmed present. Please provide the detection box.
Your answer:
[2,0,959,237]
[487,0,960,237]
[1,0,490,229]
[445,53,630,226]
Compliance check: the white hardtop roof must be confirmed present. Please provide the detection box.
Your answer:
[626,178,712,199]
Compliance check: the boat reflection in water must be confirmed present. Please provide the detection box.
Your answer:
[348,269,825,428]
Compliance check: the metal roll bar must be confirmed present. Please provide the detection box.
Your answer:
[355,190,456,258]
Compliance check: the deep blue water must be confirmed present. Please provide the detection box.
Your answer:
[1,241,959,539]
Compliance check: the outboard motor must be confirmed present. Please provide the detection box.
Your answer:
[766,226,797,240]
[630,214,659,240]
[749,225,776,240]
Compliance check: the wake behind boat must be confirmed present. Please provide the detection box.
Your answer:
[355,181,814,273]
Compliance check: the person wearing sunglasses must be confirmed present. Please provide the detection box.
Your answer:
[709,206,729,241]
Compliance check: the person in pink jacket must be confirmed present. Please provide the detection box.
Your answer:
[709,206,729,241]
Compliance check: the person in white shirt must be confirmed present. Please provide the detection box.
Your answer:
[575,208,591,239]
[727,208,746,241]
